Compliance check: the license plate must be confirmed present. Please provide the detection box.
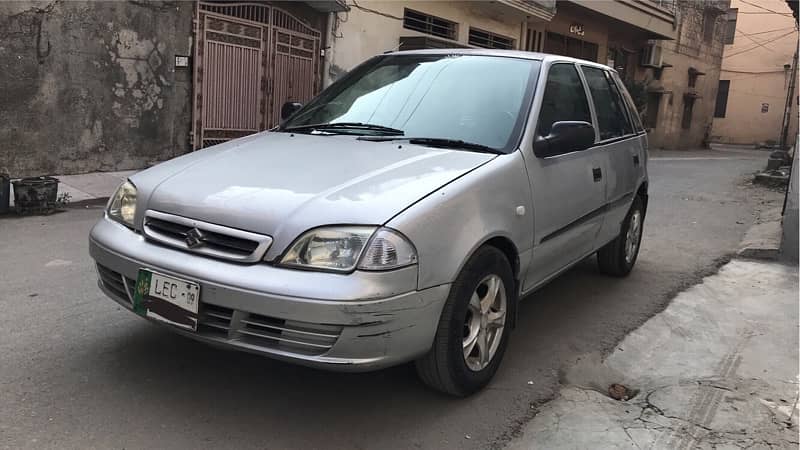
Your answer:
[133,269,200,331]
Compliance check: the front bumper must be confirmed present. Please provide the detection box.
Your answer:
[89,217,450,372]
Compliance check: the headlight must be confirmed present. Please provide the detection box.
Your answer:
[107,180,137,228]
[280,226,417,272]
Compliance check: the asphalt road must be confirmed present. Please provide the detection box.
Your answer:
[0,147,782,450]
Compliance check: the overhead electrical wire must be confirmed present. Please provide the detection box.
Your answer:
[723,29,798,59]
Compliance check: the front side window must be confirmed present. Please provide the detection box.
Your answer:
[582,66,633,140]
[282,55,541,152]
[537,63,592,136]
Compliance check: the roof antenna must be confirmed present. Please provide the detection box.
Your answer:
[384,42,403,54]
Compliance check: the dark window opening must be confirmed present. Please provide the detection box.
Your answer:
[526,28,533,51]
[703,12,716,43]
[646,93,661,129]
[469,27,515,50]
[403,9,457,41]
[724,8,738,44]
[714,80,730,118]
[682,98,695,129]
[544,31,599,62]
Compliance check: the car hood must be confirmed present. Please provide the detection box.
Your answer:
[133,132,495,256]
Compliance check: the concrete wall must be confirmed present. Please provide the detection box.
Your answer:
[0,0,193,177]
[325,1,528,84]
[711,0,799,146]
[644,0,727,150]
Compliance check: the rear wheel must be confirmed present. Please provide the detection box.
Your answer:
[597,195,645,276]
[415,246,515,396]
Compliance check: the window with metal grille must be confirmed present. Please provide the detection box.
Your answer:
[468,28,515,50]
[403,9,457,40]
[399,36,467,51]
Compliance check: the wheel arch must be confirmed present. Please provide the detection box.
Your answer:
[637,181,648,215]
[458,234,521,328]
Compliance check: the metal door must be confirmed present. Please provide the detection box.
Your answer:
[193,2,321,149]
[269,8,321,130]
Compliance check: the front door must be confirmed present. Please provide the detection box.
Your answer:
[522,62,607,292]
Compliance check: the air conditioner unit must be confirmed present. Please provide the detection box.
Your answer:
[640,41,663,68]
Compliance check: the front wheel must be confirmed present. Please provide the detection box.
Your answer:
[597,195,645,276]
[415,246,515,396]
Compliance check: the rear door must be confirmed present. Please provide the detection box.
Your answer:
[521,62,607,292]
[579,66,642,247]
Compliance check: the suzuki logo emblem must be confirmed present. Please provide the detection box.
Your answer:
[185,228,206,249]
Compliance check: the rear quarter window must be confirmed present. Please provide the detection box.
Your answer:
[581,66,634,140]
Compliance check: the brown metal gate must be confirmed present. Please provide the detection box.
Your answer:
[193,2,322,149]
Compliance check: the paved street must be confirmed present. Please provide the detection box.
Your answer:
[0,148,783,449]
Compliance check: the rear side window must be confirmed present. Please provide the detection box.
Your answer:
[610,71,644,133]
[582,67,633,140]
[537,63,592,136]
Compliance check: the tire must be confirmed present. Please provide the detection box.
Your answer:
[597,195,645,277]
[415,246,516,396]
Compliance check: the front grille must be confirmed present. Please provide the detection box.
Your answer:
[198,303,234,338]
[197,305,342,356]
[97,264,135,305]
[239,314,341,356]
[142,210,272,263]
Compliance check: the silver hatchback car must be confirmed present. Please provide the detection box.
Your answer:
[90,49,648,396]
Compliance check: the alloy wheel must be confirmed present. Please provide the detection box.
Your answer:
[462,274,507,371]
[625,210,642,264]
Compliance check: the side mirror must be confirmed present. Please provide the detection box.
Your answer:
[281,101,303,121]
[534,121,596,158]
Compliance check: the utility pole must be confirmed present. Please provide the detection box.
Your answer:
[779,45,798,150]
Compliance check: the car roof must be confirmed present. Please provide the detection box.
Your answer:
[386,48,614,72]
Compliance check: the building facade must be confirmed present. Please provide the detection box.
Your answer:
[710,0,799,147]
[0,0,738,177]
[638,0,731,150]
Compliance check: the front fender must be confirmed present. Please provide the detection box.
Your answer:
[386,151,534,290]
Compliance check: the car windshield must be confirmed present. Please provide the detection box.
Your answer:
[281,54,541,152]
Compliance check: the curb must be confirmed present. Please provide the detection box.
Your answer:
[737,208,783,260]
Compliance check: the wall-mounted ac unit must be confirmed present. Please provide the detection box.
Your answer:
[640,41,663,68]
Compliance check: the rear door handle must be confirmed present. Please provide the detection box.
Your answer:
[633,155,640,166]
[592,167,602,182]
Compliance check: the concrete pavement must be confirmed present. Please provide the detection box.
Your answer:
[506,259,798,449]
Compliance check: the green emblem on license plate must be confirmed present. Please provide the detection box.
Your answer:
[133,270,152,316]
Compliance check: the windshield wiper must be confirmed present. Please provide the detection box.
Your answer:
[282,122,404,135]
[358,136,504,154]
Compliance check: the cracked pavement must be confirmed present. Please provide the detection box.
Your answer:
[506,260,799,450]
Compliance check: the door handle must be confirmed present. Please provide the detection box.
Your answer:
[592,167,602,182]
[633,155,640,166]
